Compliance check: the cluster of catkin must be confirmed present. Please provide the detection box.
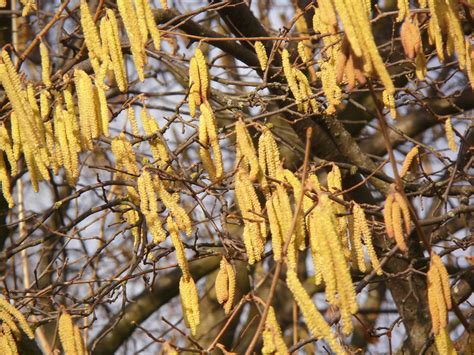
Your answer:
[427,253,457,354]
[136,167,192,244]
[281,49,318,113]
[188,48,224,181]
[58,311,87,355]
[399,16,426,80]
[214,257,236,315]
[383,186,411,252]
[0,297,35,354]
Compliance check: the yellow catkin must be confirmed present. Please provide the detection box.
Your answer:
[58,312,77,355]
[0,298,34,339]
[104,9,128,92]
[400,146,419,178]
[0,52,42,149]
[0,124,16,175]
[351,203,367,272]
[168,217,190,278]
[396,0,410,22]
[276,184,298,270]
[383,193,395,239]
[0,154,14,208]
[1,325,18,355]
[415,51,427,80]
[127,107,140,136]
[0,335,12,354]
[235,170,266,264]
[73,325,85,355]
[0,311,20,337]
[179,276,200,336]
[112,134,140,177]
[134,0,149,47]
[431,253,452,310]
[258,128,281,179]
[39,42,51,87]
[0,1,5,7]
[159,0,168,9]
[434,328,457,355]
[157,177,192,235]
[235,121,259,181]
[80,0,103,64]
[333,0,395,94]
[353,203,382,275]
[283,169,306,251]
[96,85,109,137]
[223,258,235,315]
[294,68,318,113]
[117,0,146,81]
[383,90,397,119]
[255,41,268,71]
[140,108,169,168]
[215,260,229,305]
[282,49,302,108]
[286,270,345,354]
[262,306,288,354]
[393,192,411,235]
[188,57,201,118]
[445,118,457,152]
[75,70,99,150]
[141,0,161,50]
[199,102,223,180]
[194,48,209,100]
[137,168,167,243]
[466,40,474,90]
[266,194,283,261]
[391,201,408,252]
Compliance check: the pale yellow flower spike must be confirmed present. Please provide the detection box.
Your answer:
[0,124,16,175]
[2,324,18,355]
[73,325,85,355]
[286,270,345,354]
[223,259,236,315]
[127,107,140,136]
[431,253,452,310]
[194,48,209,100]
[466,40,474,90]
[393,192,411,235]
[396,0,410,22]
[0,154,13,208]
[96,85,110,137]
[383,193,395,239]
[168,217,190,278]
[39,42,51,87]
[262,306,288,354]
[282,49,302,108]
[445,118,457,152]
[235,121,259,181]
[142,0,161,51]
[254,41,268,71]
[75,70,99,150]
[58,311,78,355]
[199,102,223,180]
[351,203,367,272]
[434,328,457,355]
[188,57,201,118]
[383,90,397,119]
[266,195,283,261]
[0,311,20,336]
[80,0,104,63]
[159,0,168,10]
[157,177,192,235]
[0,297,34,339]
[140,108,169,168]
[215,259,229,305]
[179,276,200,336]
[400,146,419,178]
[258,128,281,179]
[117,0,146,81]
[134,0,149,47]
[105,9,128,92]
[391,201,408,252]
